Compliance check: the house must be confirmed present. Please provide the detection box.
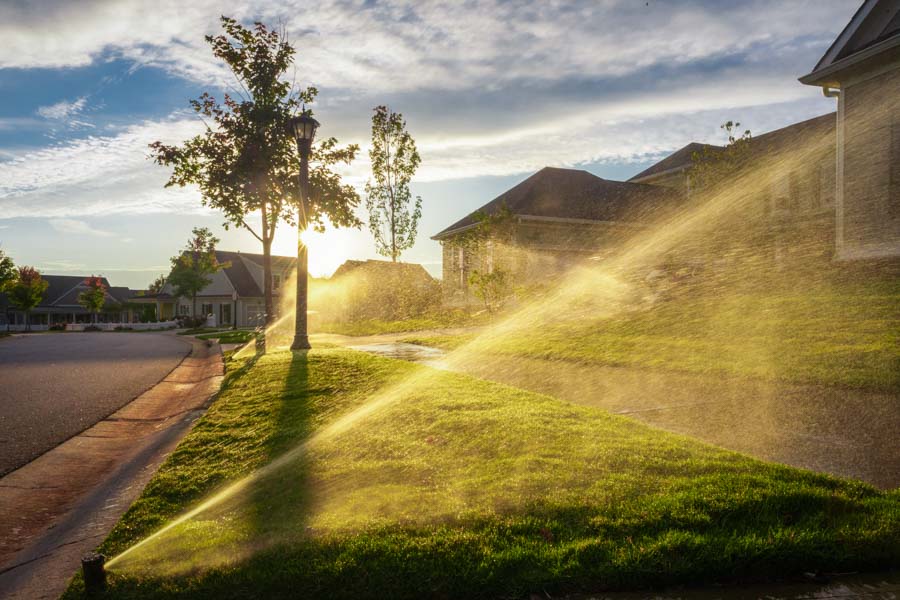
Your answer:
[0,275,143,328]
[432,166,681,303]
[432,1,899,300]
[319,259,438,321]
[134,250,298,328]
[799,0,900,260]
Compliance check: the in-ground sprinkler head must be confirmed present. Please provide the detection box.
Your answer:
[81,551,106,595]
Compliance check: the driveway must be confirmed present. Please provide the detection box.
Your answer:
[0,332,191,475]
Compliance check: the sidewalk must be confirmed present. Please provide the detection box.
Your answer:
[0,337,224,599]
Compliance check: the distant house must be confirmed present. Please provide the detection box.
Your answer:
[432,166,680,303]
[323,259,438,321]
[799,0,900,260]
[0,275,142,328]
[133,250,298,328]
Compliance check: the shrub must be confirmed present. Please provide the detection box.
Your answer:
[83,325,102,332]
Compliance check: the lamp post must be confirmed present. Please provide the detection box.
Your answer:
[288,112,319,351]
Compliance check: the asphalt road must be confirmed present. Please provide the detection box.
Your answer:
[0,332,191,476]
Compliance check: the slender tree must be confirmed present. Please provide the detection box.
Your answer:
[0,249,15,331]
[689,120,752,192]
[148,274,167,294]
[78,276,108,324]
[150,17,360,330]
[6,266,48,332]
[167,228,227,321]
[365,105,422,262]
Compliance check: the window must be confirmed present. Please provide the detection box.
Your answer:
[273,274,281,291]
[457,247,465,287]
[485,241,494,274]
[220,303,232,324]
[201,303,213,316]
[179,304,190,316]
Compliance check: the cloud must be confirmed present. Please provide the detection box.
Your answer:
[37,97,88,120]
[48,219,117,237]
[0,1,857,94]
[0,116,209,219]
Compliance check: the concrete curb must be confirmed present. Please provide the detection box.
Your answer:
[0,337,224,599]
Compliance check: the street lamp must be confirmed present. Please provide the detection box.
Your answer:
[288,112,319,351]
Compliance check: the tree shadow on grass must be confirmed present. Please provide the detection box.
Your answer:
[249,350,315,549]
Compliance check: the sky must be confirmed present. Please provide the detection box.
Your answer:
[0,0,857,287]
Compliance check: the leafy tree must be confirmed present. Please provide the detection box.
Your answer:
[468,269,511,314]
[150,17,360,328]
[167,228,227,320]
[78,276,108,324]
[148,274,167,294]
[0,249,15,331]
[689,120,752,192]
[455,206,516,311]
[365,105,422,262]
[6,266,48,331]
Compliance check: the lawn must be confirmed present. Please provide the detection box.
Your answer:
[64,348,900,599]
[314,310,486,337]
[195,330,257,344]
[404,271,900,392]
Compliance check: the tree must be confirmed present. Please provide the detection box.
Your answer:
[167,228,227,321]
[689,120,752,192]
[456,206,516,311]
[150,17,360,330]
[78,276,108,324]
[6,266,48,331]
[365,105,422,262]
[148,274,167,294]
[0,249,15,331]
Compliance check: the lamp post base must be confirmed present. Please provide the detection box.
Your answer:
[291,335,311,351]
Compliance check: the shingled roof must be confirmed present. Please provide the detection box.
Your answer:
[629,143,722,183]
[432,167,680,240]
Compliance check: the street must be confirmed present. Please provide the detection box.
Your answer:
[0,332,191,475]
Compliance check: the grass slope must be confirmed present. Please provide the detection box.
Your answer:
[406,275,900,391]
[65,349,900,599]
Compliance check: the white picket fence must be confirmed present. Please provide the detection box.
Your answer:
[5,321,178,332]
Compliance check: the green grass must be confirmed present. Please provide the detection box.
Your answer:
[315,310,485,337]
[64,349,900,599]
[406,274,900,391]
[195,330,256,344]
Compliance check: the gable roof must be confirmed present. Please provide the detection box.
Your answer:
[0,275,121,309]
[212,250,298,298]
[432,167,680,240]
[629,142,723,183]
[629,112,835,186]
[800,0,900,87]
[332,259,433,284]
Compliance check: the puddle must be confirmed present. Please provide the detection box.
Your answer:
[348,342,447,369]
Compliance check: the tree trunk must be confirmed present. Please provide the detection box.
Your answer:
[192,294,197,320]
[262,237,274,327]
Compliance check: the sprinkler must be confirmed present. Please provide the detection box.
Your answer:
[81,552,106,595]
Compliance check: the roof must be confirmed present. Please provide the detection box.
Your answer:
[332,259,433,283]
[629,143,722,183]
[432,167,680,240]
[629,113,835,186]
[800,0,900,87]
[0,274,121,309]
[216,250,298,298]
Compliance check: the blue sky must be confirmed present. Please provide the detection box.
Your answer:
[0,0,856,287]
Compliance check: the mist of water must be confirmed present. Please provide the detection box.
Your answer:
[106,116,899,575]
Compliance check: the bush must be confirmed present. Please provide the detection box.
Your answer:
[177,316,207,329]
[114,325,134,331]
[49,323,66,331]
[83,325,102,332]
